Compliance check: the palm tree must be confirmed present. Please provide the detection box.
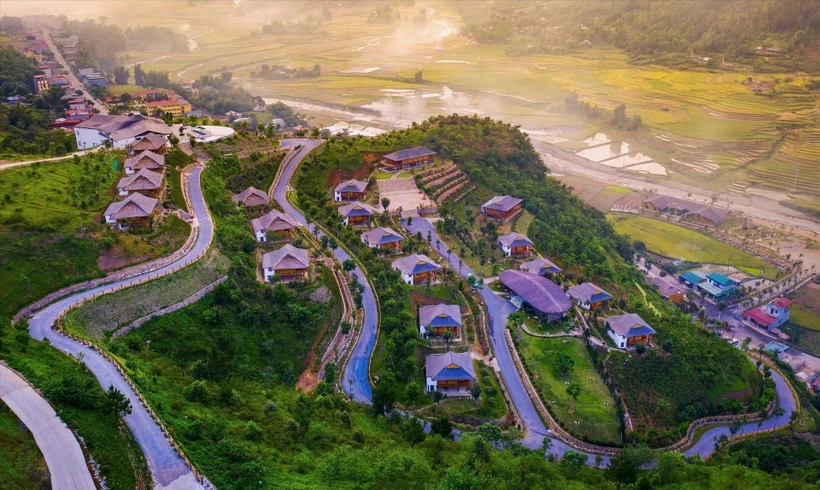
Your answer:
[773,407,785,427]
[441,330,455,351]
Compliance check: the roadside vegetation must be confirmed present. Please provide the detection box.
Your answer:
[63,250,230,341]
[0,401,50,489]
[296,115,766,447]
[0,320,150,489]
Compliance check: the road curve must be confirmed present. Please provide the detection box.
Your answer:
[274,139,378,403]
[0,364,96,490]
[404,217,798,462]
[269,139,800,461]
[24,167,212,489]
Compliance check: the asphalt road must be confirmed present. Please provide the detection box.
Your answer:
[270,139,799,463]
[684,366,797,458]
[0,364,96,490]
[274,139,378,403]
[25,167,212,490]
[404,217,800,462]
[403,218,591,457]
[42,29,108,115]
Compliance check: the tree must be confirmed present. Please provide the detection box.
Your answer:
[441,330,455,351]
[406,382,422,407]
[113,65,129,84]
[470,383,482,405]
[342,259,356,272]
[741,337,752,351]
[414,70,423,83]
[293,393,314,436]
[595,454,603,468]
[566,382,582,402]
[401,417,427,446]
[635,342,647,356]
[729,419,742,437]
[104,385,132,421]
[430,414,452,438]
[773,406,785,427]
[606,447,639,486]
[372,381,396,416]
[553,352,575,376]
[473,436,490,462]
[541,436,552,455]
[381,197,390,210]
[478,422,503,446]
[433,389,447,414]
[561,450,587,469]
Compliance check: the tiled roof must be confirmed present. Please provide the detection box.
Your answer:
[104,193,158,220]
[251,209,297,232]
[497,232,533,248]
[773,298,793,308]
[232,186,269,206]
[382,146,436,162]
[75,115,172,141]
[745,308,776,327]
[425,352,475,382]
[262,244,309,270]
[645,193,730,225]
[392,254,440,276]
[117,169,163,191]
[335,179,368,193]
[418,304,462,328]
[650,276,683,299]
[132,133,169,151]
[606,313,656,338]
[520,257,562,275]
[338,201,374,218]
[499,270,571,315]
[125,150,165,170]
[481,195,522,212]
[362,227,404,246]
[567,282,613,304]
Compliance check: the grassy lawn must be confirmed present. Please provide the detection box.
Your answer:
[0,401,49,489]
[608,213,779,279]
[166,167,188,212]
[789,283,820,331]
[513,209,534,234]
[517,335,622,446]
[63,250,230,342]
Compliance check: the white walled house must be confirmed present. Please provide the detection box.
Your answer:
[74,115,172,150]
[745,298,793,332]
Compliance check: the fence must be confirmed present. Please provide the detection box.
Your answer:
[112,275,228,339]
[28,162,214,486]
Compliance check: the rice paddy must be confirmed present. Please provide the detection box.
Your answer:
[608,213,779,279]
[29,1,818,200]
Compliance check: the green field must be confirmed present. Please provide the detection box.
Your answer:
[64,250,230,341]
[608,213,779,279]
[0,402,49,489]
[517,335,622,446]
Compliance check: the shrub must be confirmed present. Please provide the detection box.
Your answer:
[183,380,210,404]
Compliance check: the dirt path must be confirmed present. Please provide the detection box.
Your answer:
[295,320,328,392]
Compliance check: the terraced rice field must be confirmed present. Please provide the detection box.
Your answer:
[40,1,818,199]
[63,251,230,341]
[608,213,779,279]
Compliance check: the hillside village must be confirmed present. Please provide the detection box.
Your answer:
[0,7,819,490]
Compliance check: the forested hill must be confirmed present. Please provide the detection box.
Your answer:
[455,0,819,65]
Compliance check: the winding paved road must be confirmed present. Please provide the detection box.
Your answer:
[0,364,96,490]
[24,167,212,489]
[404,217,798,462]
[274,139,378,403]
